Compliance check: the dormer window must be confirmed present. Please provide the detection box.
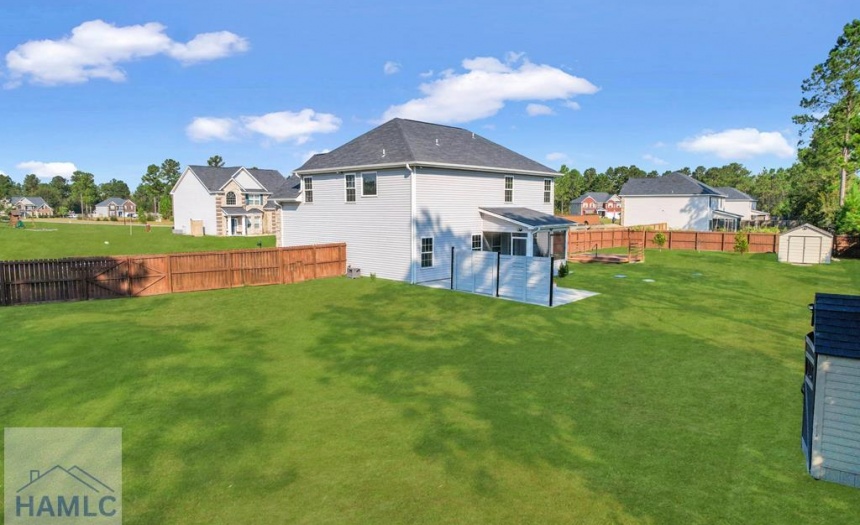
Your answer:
[226,192,237,205]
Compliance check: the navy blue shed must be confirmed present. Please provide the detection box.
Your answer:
[802,293,860,488]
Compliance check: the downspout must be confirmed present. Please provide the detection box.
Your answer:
[408,163,417,284]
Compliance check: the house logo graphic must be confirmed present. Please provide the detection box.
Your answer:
[5,427,122,525]
[15,465,118,519]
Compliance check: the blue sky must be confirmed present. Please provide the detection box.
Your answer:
[0,1,854,185]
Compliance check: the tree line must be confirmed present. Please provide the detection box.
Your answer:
[0,155,226,219]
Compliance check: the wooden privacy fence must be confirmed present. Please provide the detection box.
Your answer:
[569,229,779,254]
[0,243,346,307]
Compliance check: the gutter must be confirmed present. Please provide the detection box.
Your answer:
[407,163,416,284]
[295,161,559,178]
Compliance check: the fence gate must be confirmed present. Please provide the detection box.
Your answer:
[451,249,555,306]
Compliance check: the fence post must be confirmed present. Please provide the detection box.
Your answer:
[313,245,318,279]
[0,262,6,306]
[450,246,455,290]
[695,231,699,251]
[549,256,554,307]
[495,251,501,297]
[166,255,174,294]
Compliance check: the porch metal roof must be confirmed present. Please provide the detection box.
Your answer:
[479,207,577,230]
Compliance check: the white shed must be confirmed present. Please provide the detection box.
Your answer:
[778,224,833,264]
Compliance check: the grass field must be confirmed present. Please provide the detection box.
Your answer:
[0,221,275,260]
[2,250,860,524]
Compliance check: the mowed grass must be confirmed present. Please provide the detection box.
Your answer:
[1,250,860,524]
[0,221,275,260]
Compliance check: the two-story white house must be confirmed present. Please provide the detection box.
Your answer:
[714,187,770,222]
[273,118,572,284]
[619,172,744,231]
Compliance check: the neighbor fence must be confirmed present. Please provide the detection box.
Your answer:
[451,249,556,306]
[569,229,860,258]
[0,243,346,307]
[569,229,778,254]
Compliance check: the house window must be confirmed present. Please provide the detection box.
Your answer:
[303,176,314,203]
[246,194,262,206]
[345,174,356,202]
[471,234,482,251]
[504,176,513,203]
[544,179,552,203]
[362,172,377,196]
[420,237,433,268]
[226,192,236,205]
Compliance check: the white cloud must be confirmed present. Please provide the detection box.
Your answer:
[242,109,341,144]
[381,54,598,124]
[526,103,554,116]
[678,128,795,159]
[546,152,569,162]
[653,141,666,148]
[419,69,434,78]
[16,161,77,179]
[167,31,249,64]
[383,61,401,75]
[5,19,248,87]
[186,117,240,142]
[188,110,341,144]
[642,153,668,166]
[563,100,581,110]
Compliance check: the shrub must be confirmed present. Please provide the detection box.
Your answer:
[557,261,569,278]
[653,232,667,250]
[109,216,118,222]
[734,232,749,254]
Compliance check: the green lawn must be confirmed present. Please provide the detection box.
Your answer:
[0,221,275,260]
[1,250,859,524]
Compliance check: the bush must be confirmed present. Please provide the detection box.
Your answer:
[557,261,569,278]
[109,216,118,222]
[653,232,667,250]
[734,232,749,254]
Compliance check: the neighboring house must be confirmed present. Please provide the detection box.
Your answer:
[272,118,572,283]
[9,196,53,217]
[170,166,287,236]
[93,197,137,218]
[569,192,622,219]
[713,187,769,221]
[619,172,743,231]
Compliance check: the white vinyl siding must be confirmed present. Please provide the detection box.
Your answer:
[233,169,264,191]
[415,168,553,282]
[722,199,755,220]
[621,195,713,231]
[280,168,412,280]
[171,168,218,235]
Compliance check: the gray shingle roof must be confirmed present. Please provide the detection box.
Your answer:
[714,187,754,201]
[295,119,557,175]
[619,172,724,196]
[271,174,302,200]
[479,207,576,229]
[10,196,50,208]
[571,192,614,204]
[187,166,286,192]
[96,197,129,207]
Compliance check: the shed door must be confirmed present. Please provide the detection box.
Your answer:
[803,237,822,264]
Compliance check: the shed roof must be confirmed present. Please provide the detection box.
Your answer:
[812,293,860,359]
[479,207,577,230]
[295,118,558,176]
[619,172,724,197]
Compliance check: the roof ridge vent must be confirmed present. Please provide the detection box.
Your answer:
[382,148,386,158]
[435,138,440,146]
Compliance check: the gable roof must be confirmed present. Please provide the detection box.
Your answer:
[812,293,860,359]
[96,197,130,207]
[781,223,833,238]
[619,172,724,197]
[10,196,50,208]
[714,187,755,201]
[295,118,558,176]
[186,166,287,193]
[571,192,615,204]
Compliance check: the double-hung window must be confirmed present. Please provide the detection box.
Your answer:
[504,176,514,203]
[471,234,482,251]
[345,174,356,202]
[544,179,552,204]
[246,194,262,206]
[420,238,433,268]
[303,176,314,203]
